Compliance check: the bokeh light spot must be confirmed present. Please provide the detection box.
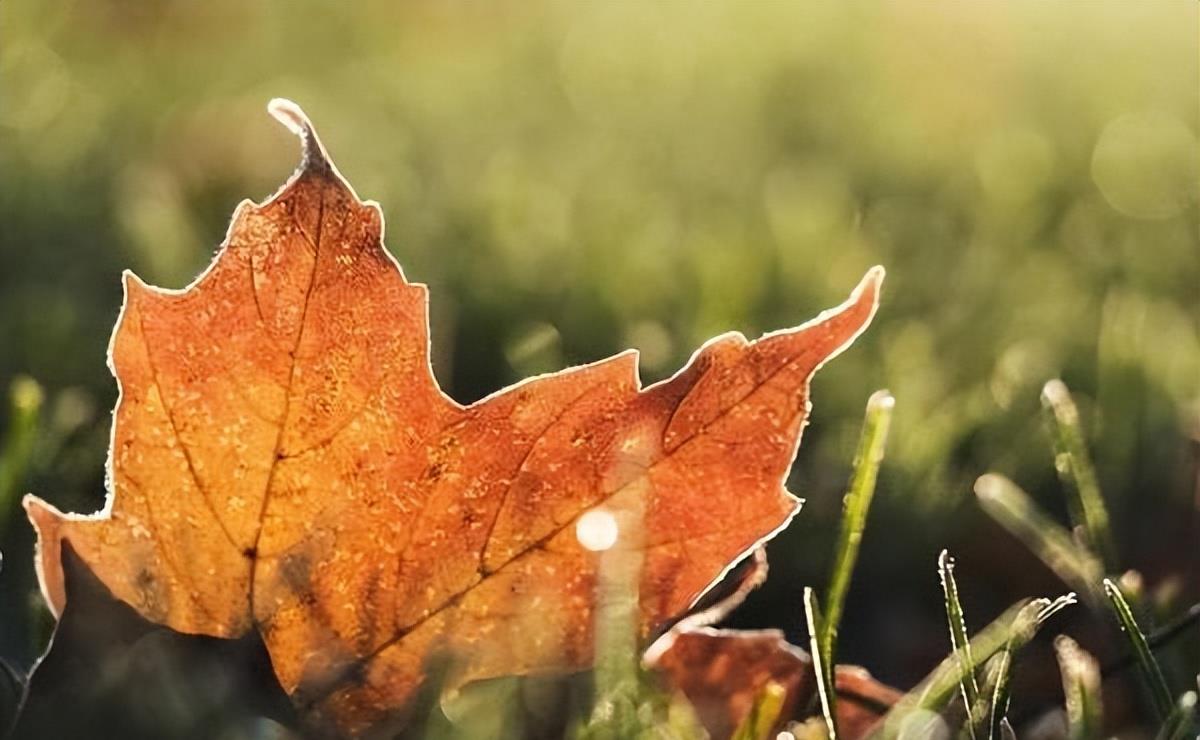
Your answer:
[576,509,619,552]
[1091,112,1199,220]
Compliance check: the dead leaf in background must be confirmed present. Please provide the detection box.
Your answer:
[646,627,901,740]
[24,100,883,735]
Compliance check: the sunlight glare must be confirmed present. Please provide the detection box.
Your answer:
[576,509,619,551]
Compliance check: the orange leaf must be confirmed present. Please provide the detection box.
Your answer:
[647,628,902,740]
[647,628,813,739]
[24,101,883,736]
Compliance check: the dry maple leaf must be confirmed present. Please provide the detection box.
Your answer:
[646,627,901,740]
[24,100,883,736]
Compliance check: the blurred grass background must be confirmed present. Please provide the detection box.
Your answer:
[1,0,1197,722]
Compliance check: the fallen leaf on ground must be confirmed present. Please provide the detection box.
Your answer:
[25,100,883,736]
[646,627,901,740]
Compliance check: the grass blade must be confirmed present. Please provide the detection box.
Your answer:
[997,718,1016,740]
[965,655,1004,740]
[873,594,1075,739]
[986,642,1015,740]
[974,474,1104,600]
[1103,578,1174,721]
[1155,691,1197,740]
[804,587,838,740]
[984,595,1077,739]
[582,500,648,738]
[731,681,787,740]
[1041,380,1117,570]
[1054,635,1103,740]
[821,390,895,662]
[0,376,43,531]
[1103,601,1200,677]
[937,550,980,739]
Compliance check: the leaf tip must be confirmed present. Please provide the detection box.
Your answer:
[867,389,895,412]
[863,263,886,290]
[267,98,332,175]
[848,265,885,321]
[973,473,1003,500]
[786,265,886,368]
[937,548,952,569]
[1041,378,1070,406]
[22,494,61,536]
[120,269,153,297]
[23,495,67,617]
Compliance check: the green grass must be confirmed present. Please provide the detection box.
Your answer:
[969,375,1198,738]
[2,4,1198,735]
[804,587,838,740]
[1054,635,1102,740]
[985,641,1016,740]
[1103,578,1175,722]
[731,682,787,740]
[974,474,1104,602]
[821,391,894,669]
[1041,380,1118,572]
[3,369,1200,738]
[804,390,894,740]
[1156,692,1198,740]
[937,549,981,738]
[4,362,1199,740]
[872,594,1076,738]
[0,377,43,533]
